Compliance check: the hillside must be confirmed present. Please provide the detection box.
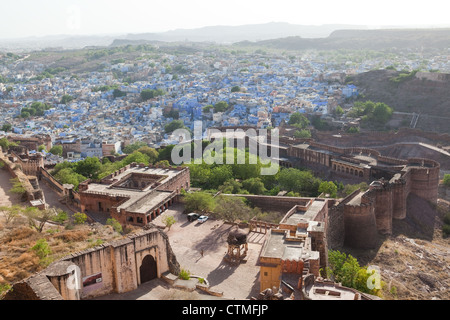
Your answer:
[234,28,450,51]
[347,70,450,134]
[344,195,450,300]
[0,210,134,296]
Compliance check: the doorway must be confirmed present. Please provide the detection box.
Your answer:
[140,255,157,284]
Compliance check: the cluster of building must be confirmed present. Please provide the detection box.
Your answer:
[0,45,445,301]
[0,47,361,156]
[3,45,450,159]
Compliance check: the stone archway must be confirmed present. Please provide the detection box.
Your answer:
[140,255,157,284]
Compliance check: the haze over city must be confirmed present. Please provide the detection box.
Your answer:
[1,0,450,39]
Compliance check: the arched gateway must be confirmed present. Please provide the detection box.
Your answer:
[140,255,157,283]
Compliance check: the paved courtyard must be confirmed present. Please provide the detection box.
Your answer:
[99,203,266,300]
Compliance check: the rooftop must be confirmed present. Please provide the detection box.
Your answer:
[80,165,185,214]
[260,229,319,261]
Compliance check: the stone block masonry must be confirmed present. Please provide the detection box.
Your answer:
[4,225,180,300]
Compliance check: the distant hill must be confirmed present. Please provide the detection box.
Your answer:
[234,28,450,50]
[4,24,450,51]
[121,22,367,43]
[0,22,367,51]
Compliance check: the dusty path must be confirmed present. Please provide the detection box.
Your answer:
[0,168,21,207]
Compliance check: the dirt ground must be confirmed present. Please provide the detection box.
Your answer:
[98,203,266,300]
[0,169,21,207]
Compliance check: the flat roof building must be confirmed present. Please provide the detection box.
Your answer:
[78,163,190,226]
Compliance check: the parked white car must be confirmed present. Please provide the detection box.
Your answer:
[198,215,208,223]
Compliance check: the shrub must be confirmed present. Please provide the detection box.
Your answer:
[0,283,11,299]
[9,178,26,196]
[52,210,68,224]
[443,174,450,187]
[31,238,52,266]
[106,218,123,234]
[162,215,176,231]
[442,224,450,238]
[73,212,87,225]
[179,268,191,280]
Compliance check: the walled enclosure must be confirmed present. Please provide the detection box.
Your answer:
[209,128,440,250]
[277,134,440,249]
[78,162,190,227]
[4,226,180,300]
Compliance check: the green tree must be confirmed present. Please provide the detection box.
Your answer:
[73,212,88,225]
[9,178,26,197]
[54,168,87,190]
[346,126,359,133]
[242,177,266,195]
[164,120,186,133]
[162,215,176,231]
[1,123,12,132]
[219,179,243,194]
[213,101,229,113]
[183,192,215,213]
[21,111,30,118]
[278,168,320,196]
[288,112,309,128]
[137,146,159,164]
[140,89,155,101]
[122,141,148,154]
[0,137,17,151]
[203,105,213,113]
[74,157,102,179]
[294,129,312,138]
[31,238,52,266]
[342,182,369,196]
[163,109,180,119]
[140,88,165,101]
[52,210,69,224]
[24,207,56,233]
[113,88,127,98]
[0,205,21,224]
[318,181,337,198]
[155,160,170,166]
[122,151,150,166]
[213,195,254,223]
[51,161,74,176]
[157,145,175,163]
[231,150,262,180]
[334,106,344,117]
[37,144,46,152]
[327,250,382,296]
[231,86,240,93]
[208,165,233,189]
[372,102,393,124]
[49,145,63,156]
[106,218,123,233]
[60,94,74,104]
[444,174,450,187]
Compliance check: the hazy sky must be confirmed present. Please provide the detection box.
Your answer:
[1,0,449,39]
